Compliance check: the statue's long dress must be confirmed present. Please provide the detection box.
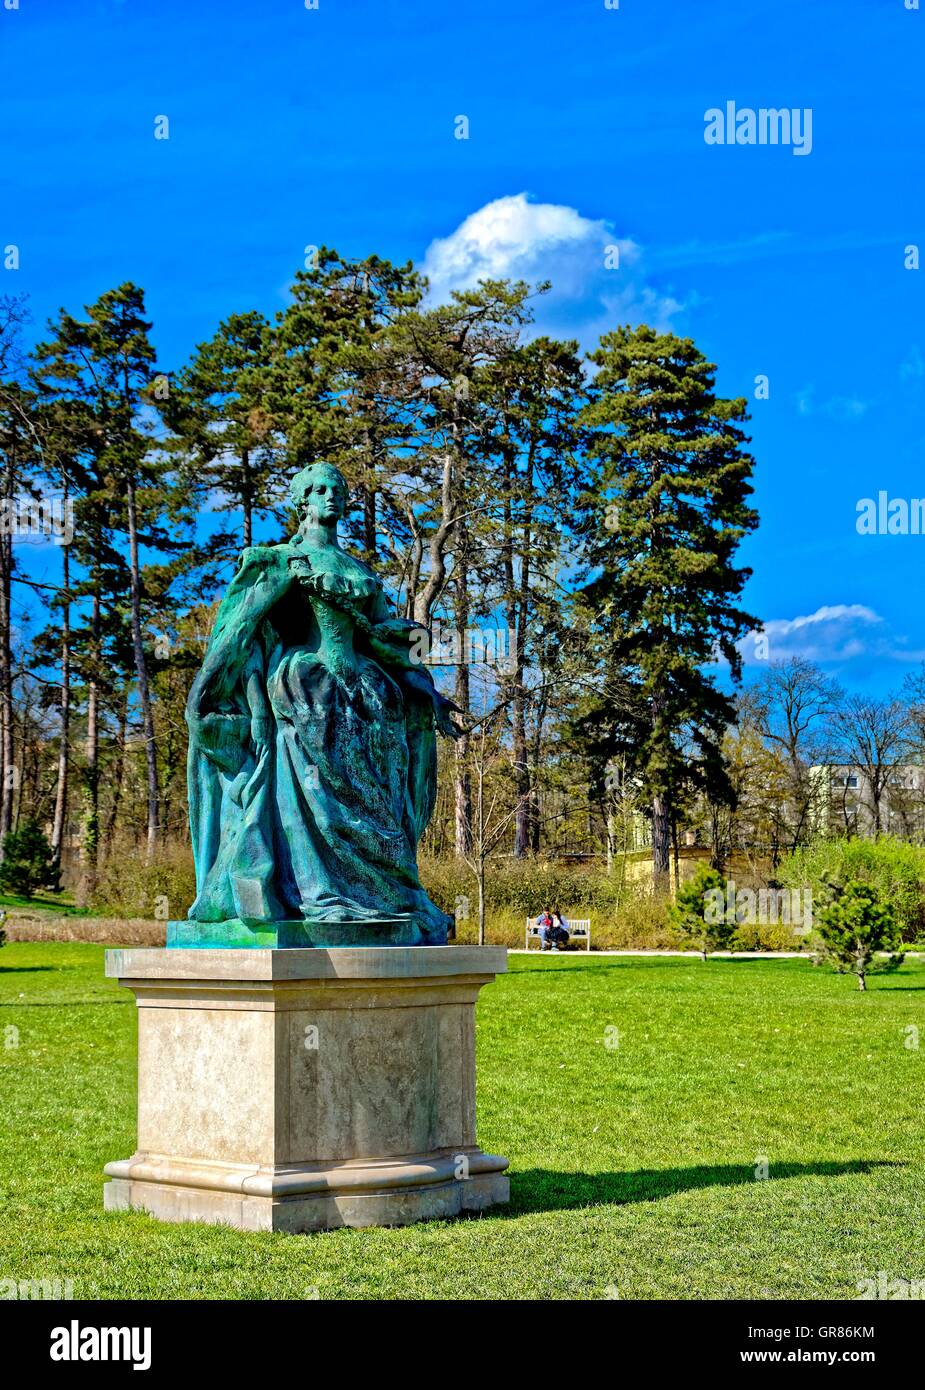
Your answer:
[185,543,449,943]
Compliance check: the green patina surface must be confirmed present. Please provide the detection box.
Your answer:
[166,917,424,949]
[171,462,457,949]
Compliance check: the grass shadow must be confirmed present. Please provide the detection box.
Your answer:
[503,1159,902,1216]
[512,963,626,976]
[711,956,810,965]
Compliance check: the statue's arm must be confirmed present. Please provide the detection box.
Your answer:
[187,544,294,753]
[364,592,463,738]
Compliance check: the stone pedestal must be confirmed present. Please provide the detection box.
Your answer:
[103,946,509,1233]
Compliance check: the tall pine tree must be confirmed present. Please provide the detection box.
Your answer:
[579,325,759,881]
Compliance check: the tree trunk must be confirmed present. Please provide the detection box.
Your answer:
[78,582,101,906]
[517,445,536,856]
[237,447,253,550]
[102,691,128,859]
[405,527,423,620]
[509,594,529,860]
[477,866,486,947]
[453,517,472,857]
[528,682,549,854]
[511,699,529,857]
[362,485,376,562]
[241,448,253,549]
[672,815,681,895]
[0,453,14,849]
[0,532,13,851]
[499,481,531,860]
[413,453,456,625]
[454,719,472,856]
[652,793,671,882]
[50,508,71,868]
[857,948,867,991]
[650,673,672,882]
[126,475,160,863]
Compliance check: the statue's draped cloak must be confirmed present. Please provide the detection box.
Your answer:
[185,542,449,943]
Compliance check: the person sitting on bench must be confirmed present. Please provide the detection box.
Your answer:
[535,907,569,951]
[550,907,570,950]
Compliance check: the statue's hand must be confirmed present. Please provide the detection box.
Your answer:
[308,571,350,597]
[288,560,356,605]
[376,617,417,640]
[191,712,250,774]
[250,715,272,753]
[433,692,465,739]
[288,554,314,583]
[328,573,350,593]
[436,708,464,739]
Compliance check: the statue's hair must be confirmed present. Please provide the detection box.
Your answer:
[289,462,348,509]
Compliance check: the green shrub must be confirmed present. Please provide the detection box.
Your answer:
[669,863,737,959]
[419,853,651,919]
[731,916,811,953]
[813,877,904,991]
[0,821,59,898]
[779,837,925,943]
[602,891,677,949]
[90,840,197,921]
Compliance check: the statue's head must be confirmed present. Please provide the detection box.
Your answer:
[290,463,348,527]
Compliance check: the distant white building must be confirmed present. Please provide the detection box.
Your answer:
[809,764,925,840]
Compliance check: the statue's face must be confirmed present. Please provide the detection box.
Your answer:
[303,473,347,525]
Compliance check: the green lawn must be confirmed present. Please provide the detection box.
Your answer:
[0,889,87,916]
[1,942,923,1300]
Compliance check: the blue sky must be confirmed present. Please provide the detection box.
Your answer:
[3,0,924,695]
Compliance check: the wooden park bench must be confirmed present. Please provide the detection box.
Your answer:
[525,917,592,951]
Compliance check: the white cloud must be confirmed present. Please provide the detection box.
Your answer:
[794,385,872,420]
[420,193,681,342]
[900,345,924,382]
[741,604,925,667]
[421,195,614,297]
